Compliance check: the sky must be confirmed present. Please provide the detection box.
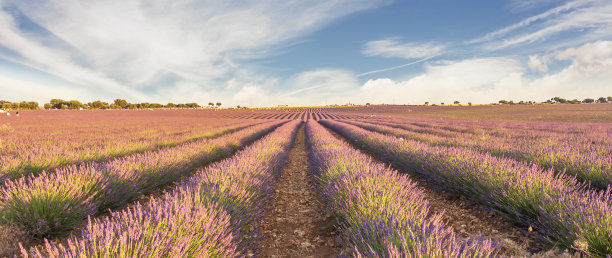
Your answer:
[0,0,611,106]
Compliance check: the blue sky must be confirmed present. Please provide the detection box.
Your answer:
[0,0,611,106]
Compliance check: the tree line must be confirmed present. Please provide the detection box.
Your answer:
[0,99,222,110]
[0,100,39,110]
[497,96,611,105]
[542,96,612,104]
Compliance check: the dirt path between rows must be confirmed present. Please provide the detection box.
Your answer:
[261,124,341,257]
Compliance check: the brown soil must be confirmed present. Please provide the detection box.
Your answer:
[0,224,31,257]
[261,124,341,257]
[323,126,553,256]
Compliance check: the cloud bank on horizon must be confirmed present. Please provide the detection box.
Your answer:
[0,0,610,106]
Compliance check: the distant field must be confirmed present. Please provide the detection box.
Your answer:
[2,107,610,257]
[334,103,612,123]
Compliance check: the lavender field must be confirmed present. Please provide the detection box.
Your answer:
[1,105,610,257]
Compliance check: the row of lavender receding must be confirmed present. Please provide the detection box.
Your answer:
[1,118,260,182]
[321,120,611,257]
[21,120,301,257]
[365,117,612,152]
[345,119,612,190]
[306,121,501,256]
[0,121,285,239]
[407,117,612,140]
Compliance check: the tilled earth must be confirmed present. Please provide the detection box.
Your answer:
[261,124,341,257]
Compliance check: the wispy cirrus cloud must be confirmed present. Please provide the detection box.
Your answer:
[507,0,570,12]
[468,0,594,45]
[0,0,388,103]
[358,38,443,76]
[471,0,612,50]
[362,38,444,59]
[356,55,435,77]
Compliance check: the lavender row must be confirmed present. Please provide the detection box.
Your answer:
[21,120,301,257]
[365,118,611,149]
[377,116,611,143]
[346,119,612,190]
[321,120,612,257]
[306,121,500,256]
[0,121,285,239]
[1,118,259,182]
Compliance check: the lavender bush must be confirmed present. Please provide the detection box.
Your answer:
[343,119,611,190]
[306,121,500,257]
[1,121,284,238]
[22,120,301,257]
[321,120,611,256]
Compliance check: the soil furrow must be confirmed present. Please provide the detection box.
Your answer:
[261,124,340,257]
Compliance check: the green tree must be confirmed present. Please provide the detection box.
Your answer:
[49,99,66,109]
[139,102,150,109]
[27,101,39,109]
[166,103,176,108]
[553,97,568,104]
[44,103,52,110]
[69,100,85,110]
[150,103,163,108]
[114,99,129,109]
[582,98,594,103]
[216,102,222,108]
[597,97,608,103]
[89,100,110,109]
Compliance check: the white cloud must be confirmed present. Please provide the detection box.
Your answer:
[354,41,612,104]
[223,41,612,106]
[528,54,550,73]
[555,40,612,66]
[355,57,525,104]
[363,38,444,59]
[283,69,358,105]
[0,0,387,104]
[0,73,91,102]
[223,69,359,107]
[232,84,273,107]
[528,40,612,99]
